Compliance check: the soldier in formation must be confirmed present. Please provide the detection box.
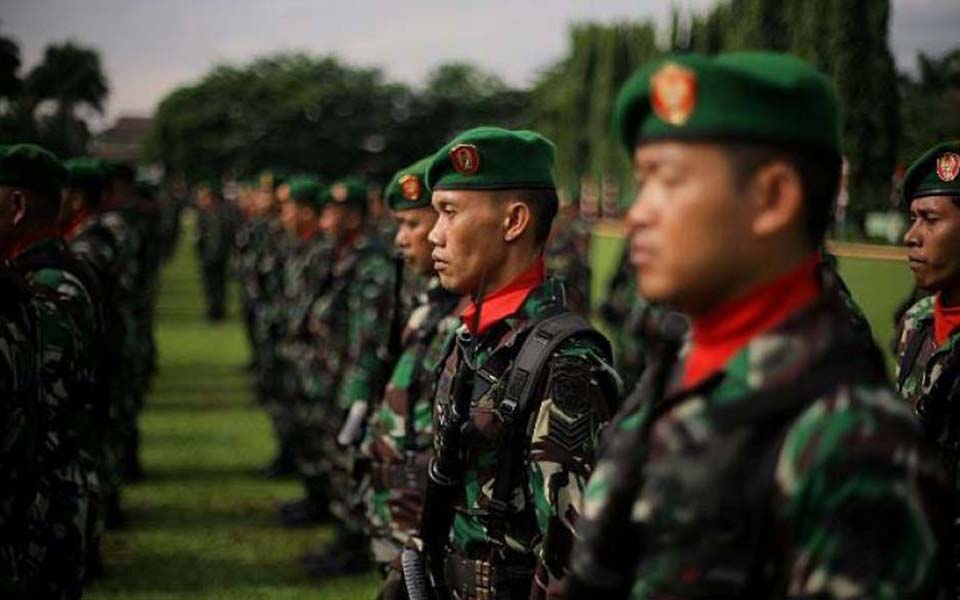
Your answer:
[897,140,960,596]
[0,143,169,598]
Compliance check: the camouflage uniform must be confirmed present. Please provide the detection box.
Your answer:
[194,200,235,319]
[270,232,333,460]
[298,233,394,544]
[67,207,142,532]
[10,237,100,599]
[896,293,960,594]
[361,278,463,570]
[570,277,947,599]
[250,220,289,407]
[432,278,620,598]
[0,266,41,597]
[545,212,592,316]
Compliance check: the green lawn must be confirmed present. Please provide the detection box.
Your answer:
[87,221,379,599]
[88,225,914,599]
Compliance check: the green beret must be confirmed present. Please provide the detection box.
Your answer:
[614,52,841,155]
[327,178,367,211]
[64,157,108,197]
[0,143,66,197]
[902,141,960,205]
[289,176,325,210]
[425,126,556,192]
[385,157,432,211]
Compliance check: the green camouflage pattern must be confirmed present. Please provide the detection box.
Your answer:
[295,233,395,516]
[572,280,947,599]
[545,212,592,316]
[11,237,100,598]
[361,278,463,566]
[896,295,952,426]
[433,278,620,593]
[195,201,237,317]
[0,266,40,596]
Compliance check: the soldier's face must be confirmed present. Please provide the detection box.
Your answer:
[904,195,960,293]
[626,142,755,315]
[295,204,319,237]
[281,201,298,234]
[0,186,27,253]
[429,190,507,294]
[393,206,438,276]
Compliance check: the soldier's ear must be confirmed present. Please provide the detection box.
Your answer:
[503,200,531,244]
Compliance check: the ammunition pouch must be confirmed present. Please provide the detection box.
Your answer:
[443,553,535,600]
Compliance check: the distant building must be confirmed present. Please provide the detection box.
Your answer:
[92,116,153,163]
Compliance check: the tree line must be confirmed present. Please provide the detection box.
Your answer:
[2,2,958,224]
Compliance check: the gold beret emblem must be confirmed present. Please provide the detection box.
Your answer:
[937,152,960,183]
[450,144,480,176]
[651,63,698,126]
[399,174,421,201]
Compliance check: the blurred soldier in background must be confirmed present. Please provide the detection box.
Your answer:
[194,180,234,321]
[296,178,395,578]
[545,189,592,316]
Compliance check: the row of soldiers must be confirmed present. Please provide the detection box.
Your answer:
[0,147,166,598]
[205,50,960,600]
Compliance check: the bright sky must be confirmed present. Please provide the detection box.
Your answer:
[4,0,958,128]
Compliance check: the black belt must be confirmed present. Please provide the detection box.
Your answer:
[443,554,534,600]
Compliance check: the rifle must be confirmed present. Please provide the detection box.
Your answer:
[403,272,487,600]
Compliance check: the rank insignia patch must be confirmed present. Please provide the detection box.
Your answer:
[937,152,960,183]
[651,63,698,126]
[399,174,421,200]
[450,144,480,175]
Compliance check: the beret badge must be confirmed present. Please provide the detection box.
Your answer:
[937,152,960,183]
[399,174,421,201]
[651,63,697,126]
[450,144,480,176]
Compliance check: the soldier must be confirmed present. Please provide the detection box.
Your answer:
[61,158,142,530]
[361,157,466,598]
[544,190,592,316]
[568,52,947,598]
[1,144,101,598]
[295,178,395,577]
[896,140,960,594]
[194,180,234,321]
[403,127,621,599]
[272,176,335,524]
[0,262,40,598]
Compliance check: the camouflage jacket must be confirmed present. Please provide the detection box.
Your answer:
[545,214,592,316]
[306,233,395,411]
[0,266,40,595]
[896,294,960,446]
[433,278,620,593]
[361,278,464,564]
[571,280,947,599]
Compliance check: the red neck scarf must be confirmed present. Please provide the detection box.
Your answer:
[2,227,61,261]
[934,293,960,346]
[683,254,821,390]
[61,207,93,240]
[461,257,546,336]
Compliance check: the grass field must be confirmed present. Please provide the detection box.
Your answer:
[87,223,914,599]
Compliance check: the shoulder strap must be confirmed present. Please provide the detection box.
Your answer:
[497,310,612,424]
[897,317,933,390]
[488,309,612,522]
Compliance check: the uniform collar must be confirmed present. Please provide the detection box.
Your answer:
[2,227,63,261]
[933,293,960,347]
[61,207,93,240]
[682,254,821,390]
[461,257,546,336]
